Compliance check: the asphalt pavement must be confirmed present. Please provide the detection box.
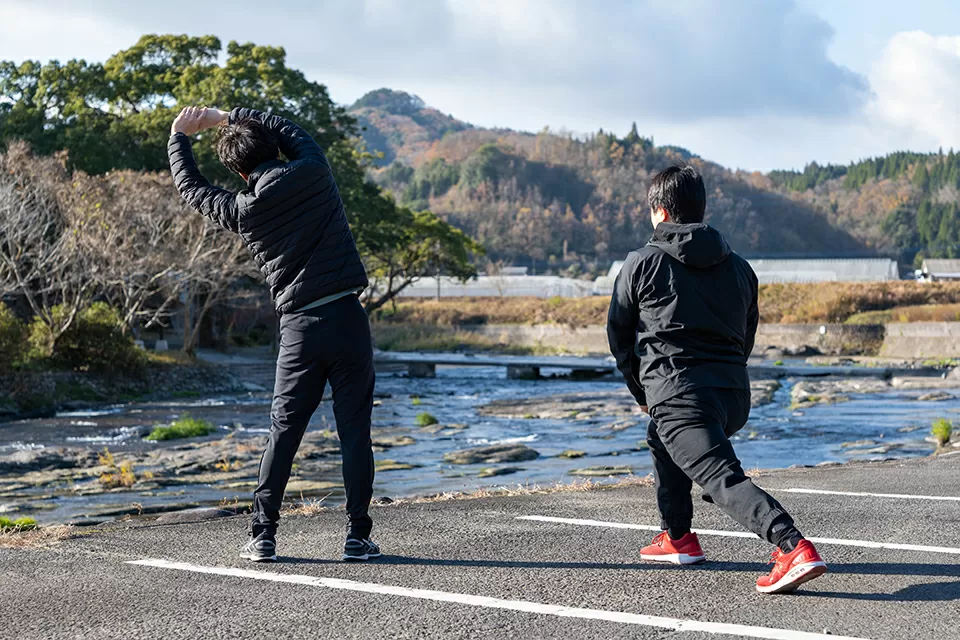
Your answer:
[3,454,959,639]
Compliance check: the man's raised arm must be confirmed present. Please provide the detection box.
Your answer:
[168,106,239,233]
[607,252,647,408]
[228,107,325,164]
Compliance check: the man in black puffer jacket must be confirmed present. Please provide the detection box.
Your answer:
[168,106,380,563]
[608,165,826,594]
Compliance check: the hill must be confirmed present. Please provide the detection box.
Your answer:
[349,90,868,273]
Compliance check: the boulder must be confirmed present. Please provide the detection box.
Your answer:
[444,444,540,465]
[568,465,633,476]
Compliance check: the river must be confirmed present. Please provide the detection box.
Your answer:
[0,362,952,525]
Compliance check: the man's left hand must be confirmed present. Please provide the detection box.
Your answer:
[171,106,205,136]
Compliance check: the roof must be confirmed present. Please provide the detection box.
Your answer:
[603,257,899,286]
[922,259,960,276]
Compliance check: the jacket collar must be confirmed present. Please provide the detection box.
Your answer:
[246,159,286,189]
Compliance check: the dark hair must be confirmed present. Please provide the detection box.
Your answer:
[216,118,279,176]
[647,165,706,224]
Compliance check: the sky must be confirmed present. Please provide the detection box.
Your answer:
[2,0,960,171]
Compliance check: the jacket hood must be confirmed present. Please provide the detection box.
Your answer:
[648,222,731,269]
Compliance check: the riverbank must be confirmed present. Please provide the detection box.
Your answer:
[0,353,246,422]
[3,454,958,639]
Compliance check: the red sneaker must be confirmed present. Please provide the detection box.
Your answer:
[640,531,706,565]
[756,540,827,594]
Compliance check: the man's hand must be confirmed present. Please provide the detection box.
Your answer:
[171,106,229,136]
[640,405,649,414]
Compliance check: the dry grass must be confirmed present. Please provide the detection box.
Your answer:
[370,283,960,327]
[372,297,609,328]
[0,524,74,549]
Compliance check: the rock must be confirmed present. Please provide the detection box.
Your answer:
[569,466,633,476]
[477,466,524,478]
[917,391,953,402]
[750,380,781,407]
[558,450,586,459]
[374,460,420,472]
[155,507,237,524]
[373,436,416,448]
[285,480,342,496]
[444,444,540,465]
[841,439,877,448]
[785,345,821,357]
[420,423,468,435]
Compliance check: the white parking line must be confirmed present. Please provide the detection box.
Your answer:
[517,516,960,555]
[778,488,960,502]
[128,558,869,640]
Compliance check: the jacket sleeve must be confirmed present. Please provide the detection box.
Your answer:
[167,133,239,233]
[744,271,760,359]
[229,107,326,164]
[607,252,647,406]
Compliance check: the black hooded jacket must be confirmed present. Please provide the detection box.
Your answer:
[607,223,759,408]
[168,108,369,315]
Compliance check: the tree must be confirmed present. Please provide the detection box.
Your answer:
[0,143,94,347]
[361,206,482,313]
[0,35,481,322]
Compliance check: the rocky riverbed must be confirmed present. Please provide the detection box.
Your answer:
[2,362,957,525]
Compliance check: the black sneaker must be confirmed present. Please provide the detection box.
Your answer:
[343,537,381,561]
[240,533,277,562]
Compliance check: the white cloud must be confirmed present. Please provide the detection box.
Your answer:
[0,1,139,63]
[869,31,960,151]
[1,1,958,170]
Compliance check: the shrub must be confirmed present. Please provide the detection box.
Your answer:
[0,305,27,371]
[146,416,216,441]
[0,516,37,531]
[415,412,439,427]
[29,303,144,374]
[97,448,141,488]
[932,418,953,447]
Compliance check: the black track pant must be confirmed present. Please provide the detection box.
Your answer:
[647,387,793,543]
[251,295,375,539]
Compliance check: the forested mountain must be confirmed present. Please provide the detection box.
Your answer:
[766,152,960,265]
[349,90,868,273]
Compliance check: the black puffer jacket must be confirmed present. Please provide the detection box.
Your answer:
[607,223,759,408]
[168,108,368,315]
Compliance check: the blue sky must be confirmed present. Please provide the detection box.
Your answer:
[2,0,960,171]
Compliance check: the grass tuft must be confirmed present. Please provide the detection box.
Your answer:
[932,418,954,447]
[146,416,215,441]
[415,412,439,427]
[0,524,73,549]
[0,516,37,532]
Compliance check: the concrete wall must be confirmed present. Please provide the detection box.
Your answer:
[754,324,884,356]
[388,321,960,358]
[464,324,610,354]
[454,323,887,356]
[880,323,960,359]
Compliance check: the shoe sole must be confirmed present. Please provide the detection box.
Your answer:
[756,561,827,594]
[640,552,706,565]
[342,551,382,562]
[240,554,277,563]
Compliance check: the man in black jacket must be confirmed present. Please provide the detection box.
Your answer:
[168,106,380,562]
[607,165,826,594]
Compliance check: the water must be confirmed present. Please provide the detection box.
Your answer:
[0,364,949,524]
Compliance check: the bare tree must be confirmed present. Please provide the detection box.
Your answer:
[0,143,93,348]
